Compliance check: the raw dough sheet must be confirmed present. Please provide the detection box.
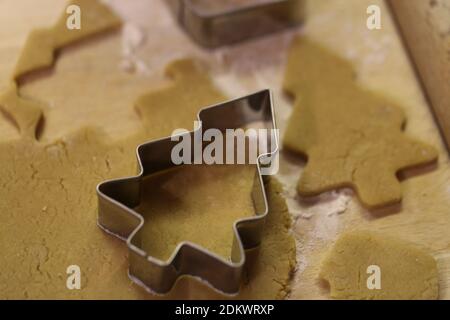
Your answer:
[0,0,449,299]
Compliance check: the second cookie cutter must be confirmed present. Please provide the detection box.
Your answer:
[97,89,279,295]
[167,0,304,48]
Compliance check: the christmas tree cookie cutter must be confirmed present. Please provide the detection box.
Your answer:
[166,0,303,48]
[96,89,279,295]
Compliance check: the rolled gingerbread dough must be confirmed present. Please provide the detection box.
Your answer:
[0,6,296,297]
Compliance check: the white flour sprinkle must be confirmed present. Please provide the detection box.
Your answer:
[120,23,148,74]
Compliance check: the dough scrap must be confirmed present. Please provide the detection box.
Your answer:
[0,0,121,138]
[0,82,45,137]
[0,51,295,298]
[283,37,438,208]
[320,231,439,300]
[14,0,121,78]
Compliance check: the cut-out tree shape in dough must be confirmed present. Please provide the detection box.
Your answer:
[0,0,121,138]
[283,37,438,209]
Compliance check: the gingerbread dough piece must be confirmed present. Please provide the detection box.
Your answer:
[13,0,121,78]
[135,59,227,140]
[0,82,46,138]
[0,11,296,297]
[320,231,439,300]
[283,37,438,208]
[0,0,121,138]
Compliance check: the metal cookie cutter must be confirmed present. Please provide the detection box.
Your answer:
[167,0,303,48]
[97,89,279,295]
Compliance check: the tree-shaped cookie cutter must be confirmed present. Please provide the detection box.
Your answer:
[97,89,278,295]
[166,0,303,48]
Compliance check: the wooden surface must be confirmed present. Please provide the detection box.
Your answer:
[0,0,449,299]
[278,0,450,299]
[389,0,450,152]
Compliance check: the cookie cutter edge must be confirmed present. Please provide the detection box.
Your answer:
[166,0,304,48]
[96,89,279,295]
